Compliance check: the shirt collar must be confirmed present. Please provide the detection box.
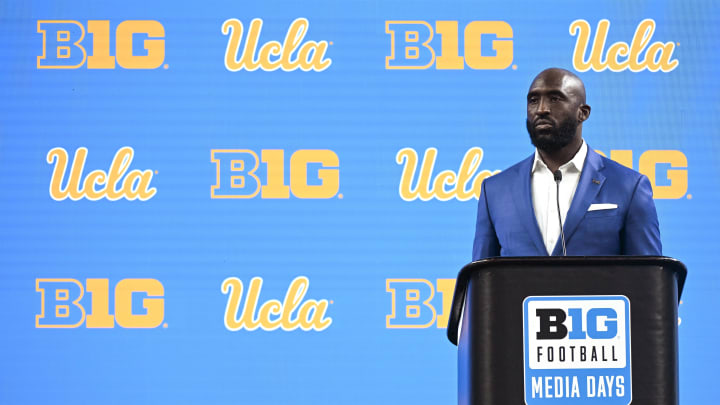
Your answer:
[532,140,588,174]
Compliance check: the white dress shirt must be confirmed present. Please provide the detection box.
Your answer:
[531,140,588,254]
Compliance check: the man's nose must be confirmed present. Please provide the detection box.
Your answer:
[537,97,550,114]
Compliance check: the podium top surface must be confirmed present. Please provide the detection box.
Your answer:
[447,256,687,345]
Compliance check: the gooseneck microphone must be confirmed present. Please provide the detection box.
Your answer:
[553,170,567,256]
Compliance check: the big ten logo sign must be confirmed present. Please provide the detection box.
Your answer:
[222,18,332,72]
[396,147,500,201]
[385,20,513,70]
[37,20,165,69]
[47,147,157,201]
[524,296,631,403]
[36,279,165,328]
[596,149,688,199]
[386,279,456,328]
[211,149,340,199]
[221,276,332,331]
[571,19,678,73]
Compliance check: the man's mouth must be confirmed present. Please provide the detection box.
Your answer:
[535,121,553,129]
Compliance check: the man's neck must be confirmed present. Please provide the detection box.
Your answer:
[538,136,583,173]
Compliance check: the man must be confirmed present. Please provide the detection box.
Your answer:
[472,68,661,260]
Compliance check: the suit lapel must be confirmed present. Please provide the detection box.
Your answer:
[511,155,547,255]
[553,147,606,254]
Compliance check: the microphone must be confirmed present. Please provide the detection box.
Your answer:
[553,170,567,256]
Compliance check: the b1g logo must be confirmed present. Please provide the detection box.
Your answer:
[523,296,631,404]
[385,279,455,328]
[211,149,340,199]
[36,278,165,328]
[385,20,513,70]
[37,20,165,69]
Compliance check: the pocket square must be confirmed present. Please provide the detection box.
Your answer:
[588,203,618,211]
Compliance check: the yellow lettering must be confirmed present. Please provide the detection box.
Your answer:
[115,279,164,328]
[261,150,290,198]
[87,21,115,69]
[222,276,332,332]
[464,21,513,70]
[435,21,463,69]
[571,18,678,73]
[83,170,107,200]
[46,147,156,201]
[397,147,499,201]
[223,18,331,72]
[639,150,687,199]
[258,300,283,329]
[116,21,165,69]
[47,147,71,200]
[258,41,282,70]
[289,150,339,198]
[435,279,456,328]
[85,279,114,328]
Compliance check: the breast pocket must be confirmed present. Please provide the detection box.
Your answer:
[583,208,620,218]
[575,209,623,252]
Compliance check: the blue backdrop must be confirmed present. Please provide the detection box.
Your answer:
[1,1,718,403]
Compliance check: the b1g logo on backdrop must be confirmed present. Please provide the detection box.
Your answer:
[523,296,631,404]
[37,20,165,69]
[222,18,332,72]
[36,278,165,328]
[385,20,513,70]
[385,278,455,328]
[211,149,340,199]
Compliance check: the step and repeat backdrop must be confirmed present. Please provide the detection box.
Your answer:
[1,0,718,404]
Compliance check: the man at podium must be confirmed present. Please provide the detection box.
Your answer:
[472,68,662,260]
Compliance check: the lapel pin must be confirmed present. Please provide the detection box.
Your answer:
[592,179,601,185]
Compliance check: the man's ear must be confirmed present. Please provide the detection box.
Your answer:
[578,104,591,122]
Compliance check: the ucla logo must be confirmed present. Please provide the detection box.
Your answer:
[222,18,332,72]
[571,19,678,73]
[37,20,165,69]
[222,276,332,331]
[36,278,165,328]
[386,20,513,70]
[396,147,500,201]
[386,279,455,328]
[211,149,340,199]
[47,147,157,201]
[523,296,631,403]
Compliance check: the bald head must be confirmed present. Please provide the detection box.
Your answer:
[526,68,591,157]
[529,68,586,104]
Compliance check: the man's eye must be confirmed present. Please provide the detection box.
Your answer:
[528,98,538,104]
[551,96,561,102]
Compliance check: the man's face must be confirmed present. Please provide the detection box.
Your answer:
[525,73,582,152]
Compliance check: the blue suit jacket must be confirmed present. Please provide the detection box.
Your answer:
[472,147,662,260]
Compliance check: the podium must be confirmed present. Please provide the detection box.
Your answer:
[447,257,686,405]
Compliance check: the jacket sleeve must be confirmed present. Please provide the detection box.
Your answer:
[621,175,662,255]
[472,180,500,261]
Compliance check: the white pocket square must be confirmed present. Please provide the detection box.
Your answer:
[588,203,617,211]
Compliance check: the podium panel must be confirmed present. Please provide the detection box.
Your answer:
[448,257,686,405]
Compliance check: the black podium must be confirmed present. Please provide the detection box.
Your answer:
[447,257,686,405]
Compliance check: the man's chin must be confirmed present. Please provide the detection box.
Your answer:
[530,134,564,152]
